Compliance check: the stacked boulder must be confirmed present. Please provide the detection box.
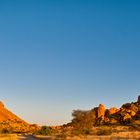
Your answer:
[97,96,140,125]
[69,95,140,127]
[97,104,105,121]
[89,95,140,126]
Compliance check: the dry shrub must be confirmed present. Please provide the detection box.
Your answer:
[129,124,140,131]
[71,127,93,136]
[97,127,112,136]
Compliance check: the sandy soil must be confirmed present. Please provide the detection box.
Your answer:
[1,132,140,140]
[18,135,40,140]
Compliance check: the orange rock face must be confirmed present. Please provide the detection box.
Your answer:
[70,95,140,127]
[130,110,136,116]
[108,107,119,115]
[97,104,105,120]
[123,113,132,121]
[110,118,118,124]
[0,101,23,122]
[0,101,40,133]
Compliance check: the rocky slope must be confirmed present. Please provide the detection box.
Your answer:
[100,95,140,125]
[0,101,39,133]
[0,101,25,122]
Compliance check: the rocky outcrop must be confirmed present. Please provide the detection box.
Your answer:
[97,104,105,120]
[123,113,131,121]
[108,107,119,115]
[104,95,140,125]
[0,101,40,133]
[71,95,140,127]
[0,101,24,122]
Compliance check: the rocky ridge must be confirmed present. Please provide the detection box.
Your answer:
[71,95,140,127]
[0,101,39,133]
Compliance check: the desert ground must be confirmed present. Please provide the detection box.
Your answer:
[17,133,140,140]
[1,132,140,140]
[1,97,140,140]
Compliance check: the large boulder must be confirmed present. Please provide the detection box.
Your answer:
[130,110,136,116]
[129,104,139,113]
[108,107,119,115]
[97,104,105,120]
[110,118,118,124]
[123,113,132,121]
[122,103,131,109]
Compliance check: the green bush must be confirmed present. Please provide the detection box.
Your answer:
[37,126,51,135]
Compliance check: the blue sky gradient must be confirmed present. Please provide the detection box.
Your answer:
[0,0,140,125]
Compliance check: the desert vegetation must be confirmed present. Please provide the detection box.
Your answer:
[1,96,140,139]
[50,95,140,139]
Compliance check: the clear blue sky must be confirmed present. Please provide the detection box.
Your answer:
[0,0,140,125]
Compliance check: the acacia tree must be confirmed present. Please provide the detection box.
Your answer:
[71,109,97,135]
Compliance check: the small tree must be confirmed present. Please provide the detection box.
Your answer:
[71,109,96,135]
[38,126,51,135]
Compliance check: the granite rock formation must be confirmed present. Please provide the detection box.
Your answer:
[0,101,40,133]
[71,95,140,127]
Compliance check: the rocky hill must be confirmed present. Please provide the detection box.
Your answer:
[0,101,25,122]
[70,95,140,127]
[0,101,39,133]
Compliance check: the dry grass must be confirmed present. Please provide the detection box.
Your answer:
[60,125,140,140]
[96,126,113,136]
[0,134,17,140]
[35,126,140,140]
[112,131,140,139]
